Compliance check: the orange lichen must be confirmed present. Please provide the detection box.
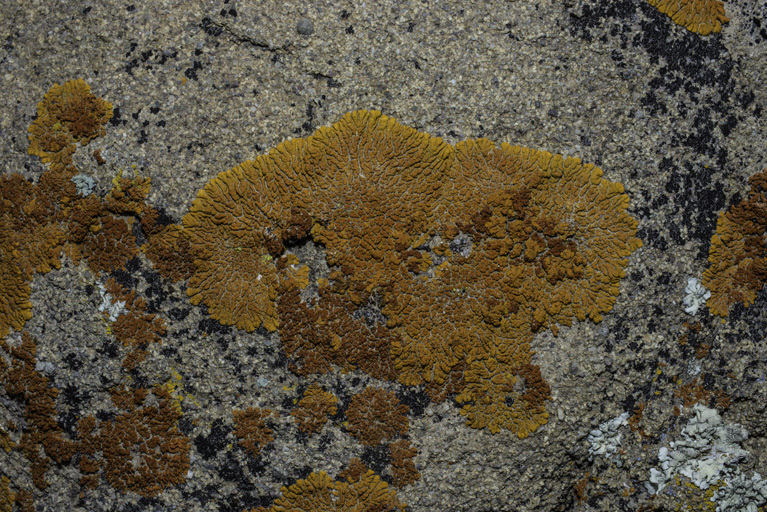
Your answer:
[76,415,101,491]
[448,141,642,332]
[0,239,32,339]
[0,333,78,489]
[703,169,767,317]
[140,224,195,282]
[648,0,729,36]
[28,80,112,173]
[82,215,139,275]
[21,82,152,280]
[35,169,79,222]
[0,172,67,281]
[382,269,476,387]
[181,110,639,435]
[0,424,13,453]
[103,278,167,370]
[278,284,397,379]
[453,320,551,437]
[574,473,600,505]
[338,458,369,483]
[424,360,466,403]
[105,176,152,217]
[346,387,409,446]
[291,383,338,435]
[81,386,191,497]
[232,407,275,459]
[674,375,730,410]
[14,489,33,512]
[0,169,76,336]
[93,148,106,165]
[389,439,420,488]
[255,470,405,512]
[300,110,452,293]
[183,157,297,332]
[0,476,13,512]
[65,192,140,275]
[628,403,649,439]
[275,254,310,292]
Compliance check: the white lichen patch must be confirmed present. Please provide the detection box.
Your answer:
[648,404,767,511]
[71,174,97,197]
[97,282,126,322]
[587,411,629,460]
[682,277,711,315]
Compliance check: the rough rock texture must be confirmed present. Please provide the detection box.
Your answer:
[1,0,767,511]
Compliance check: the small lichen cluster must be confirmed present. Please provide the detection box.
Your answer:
[290,383,338,435]
[233,407,276,459]
[27,79,112,173]
[77,386,191,497]
[103,277,167,371]
[0,332,78,490]
[246,470,405,512]
[648,0,729,36]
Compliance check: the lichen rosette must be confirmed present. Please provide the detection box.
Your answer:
[183,158,293,332]
[301,110,453,292]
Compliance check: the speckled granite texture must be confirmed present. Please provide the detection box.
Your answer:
[1,0,767,510]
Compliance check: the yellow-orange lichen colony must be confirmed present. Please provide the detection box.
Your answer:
[182,110,642,436]
[648,0,729,35]
[0,80,644,510]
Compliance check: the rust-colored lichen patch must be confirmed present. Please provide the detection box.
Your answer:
[140,224,195,282]
[346,387,409,446]
[65,192,140,276]
[291,383,338,435]
[232,407,276,459]
[28,80,112,173]
[0,173,67,281]
[14,489,33,512]
[83,215,139,275]
[105,176,152,217]
[103,278,167,370]
[0,333,78,489]
[674,375,730,410]
[278,283,397,380]
[389,439,420,488]
[338,458,369,484]
[78,386,191,497]
[0,424,13,453]
[425,360,466,403]
[703,169,767,317]
[0,169,77,337]
[0,239,32,339]
[256,470,405,512]
[648,0,729,36]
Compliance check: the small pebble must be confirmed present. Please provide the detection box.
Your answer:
[297,18,314,36]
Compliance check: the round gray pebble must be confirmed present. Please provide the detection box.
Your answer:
[296,18,314,36]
